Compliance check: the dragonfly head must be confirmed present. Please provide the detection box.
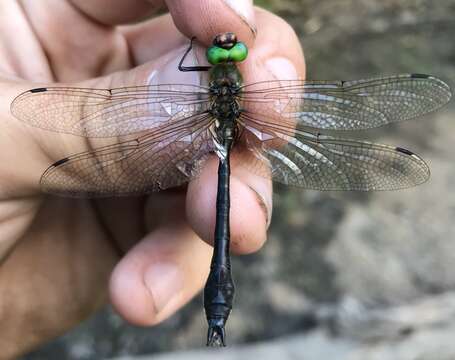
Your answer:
[206,32,248,65]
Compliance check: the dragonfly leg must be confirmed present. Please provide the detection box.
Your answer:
[204,139,235,346]
[178,37,212,72]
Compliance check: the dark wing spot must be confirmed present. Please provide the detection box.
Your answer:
[410,73,430,79]
[51,157,70,167]
[30,87,48,93]
[395,147,414,156]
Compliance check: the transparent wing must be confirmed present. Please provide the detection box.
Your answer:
[40,113,215,197]
[238,115,429,190]
[11,84,211,137]
[239,74,451,130]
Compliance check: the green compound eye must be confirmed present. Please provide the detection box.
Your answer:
[228,42,248,62]
[207,42,249,65]
[207,46,230,65]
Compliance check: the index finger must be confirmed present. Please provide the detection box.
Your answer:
[70,0,256,46]
[166,0,256,46]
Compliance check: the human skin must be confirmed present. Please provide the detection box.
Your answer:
[0,0,305,357]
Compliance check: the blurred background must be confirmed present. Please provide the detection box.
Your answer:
[22,0,455,359]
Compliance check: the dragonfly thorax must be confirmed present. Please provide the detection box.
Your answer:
[209,63,243,89]
[209,63,242,143]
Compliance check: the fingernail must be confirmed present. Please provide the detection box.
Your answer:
[148,45,203,87]
[249,185,273,229]
[223,0,257,36]
[144,262,183,313]
[265,57,299,80]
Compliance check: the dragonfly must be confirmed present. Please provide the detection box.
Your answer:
[10,32,451,346]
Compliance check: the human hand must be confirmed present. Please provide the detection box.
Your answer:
[0,0,304,357]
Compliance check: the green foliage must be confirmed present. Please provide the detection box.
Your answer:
[254,0,302,12]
